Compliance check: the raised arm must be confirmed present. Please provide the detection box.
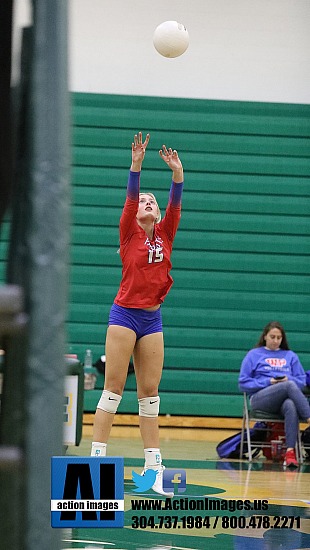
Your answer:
[158,145,184,240]
[121,132,150,241]
[131,131,150,172]
[159,145,183,183]
[126,131,150,201]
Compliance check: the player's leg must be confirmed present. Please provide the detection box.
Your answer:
[134,330,164,447]
[134,331,173,496]
[281,398,299,468]
[285,380,310,421]
[251,381,310,420]
[91,324,136,455]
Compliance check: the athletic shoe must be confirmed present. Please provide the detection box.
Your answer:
[283,449,298,469]
[142,465,174,498]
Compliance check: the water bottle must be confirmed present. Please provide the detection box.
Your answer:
[84,349,93,368]
[84,349,96,390]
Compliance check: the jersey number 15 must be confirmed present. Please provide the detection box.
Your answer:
[148,248,163,264]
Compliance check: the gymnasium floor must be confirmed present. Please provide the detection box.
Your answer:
[63,426,310,550]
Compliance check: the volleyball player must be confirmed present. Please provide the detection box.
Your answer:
[91,132,184,496]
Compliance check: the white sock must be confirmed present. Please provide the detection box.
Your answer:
[91,442,107,457]
[144,448,162,469]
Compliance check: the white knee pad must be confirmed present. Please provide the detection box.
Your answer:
[97,390,122,414]
[139,396,160,418]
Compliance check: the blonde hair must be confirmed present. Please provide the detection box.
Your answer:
[118,192,161,253]
[139,192,161,223]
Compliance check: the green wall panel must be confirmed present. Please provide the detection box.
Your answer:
[1,92,310,418]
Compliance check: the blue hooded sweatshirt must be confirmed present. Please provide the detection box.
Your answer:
[238,347,306,396]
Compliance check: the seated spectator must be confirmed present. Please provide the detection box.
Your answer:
[239,321,310,469]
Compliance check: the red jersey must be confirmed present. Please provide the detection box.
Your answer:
[114,174,182,308]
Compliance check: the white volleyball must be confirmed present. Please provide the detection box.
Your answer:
[153,21,189,58]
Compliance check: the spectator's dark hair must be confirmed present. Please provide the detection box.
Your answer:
[256,321,290,350]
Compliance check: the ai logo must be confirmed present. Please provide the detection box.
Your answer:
[51,457,124,528]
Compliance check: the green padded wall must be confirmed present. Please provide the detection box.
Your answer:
[1,93,310,416]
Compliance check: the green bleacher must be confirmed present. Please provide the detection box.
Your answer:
[1,92,310,417]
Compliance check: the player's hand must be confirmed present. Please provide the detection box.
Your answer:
[131,132,150,170]
[159,145,183,171]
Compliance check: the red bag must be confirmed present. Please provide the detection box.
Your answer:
[262,422,285,460]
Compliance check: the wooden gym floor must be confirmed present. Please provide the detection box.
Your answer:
[63,414,310,550]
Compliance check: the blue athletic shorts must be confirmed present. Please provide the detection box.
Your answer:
[108,303,163,340]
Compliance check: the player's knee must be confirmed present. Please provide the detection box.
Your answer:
[286,380,296,391]
[97,390,122,414]
[138,396,160,417]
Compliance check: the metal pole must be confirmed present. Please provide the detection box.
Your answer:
[2,1,70,548]
[25,2,70,548]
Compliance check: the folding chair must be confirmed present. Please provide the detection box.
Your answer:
[240,392,303,463]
